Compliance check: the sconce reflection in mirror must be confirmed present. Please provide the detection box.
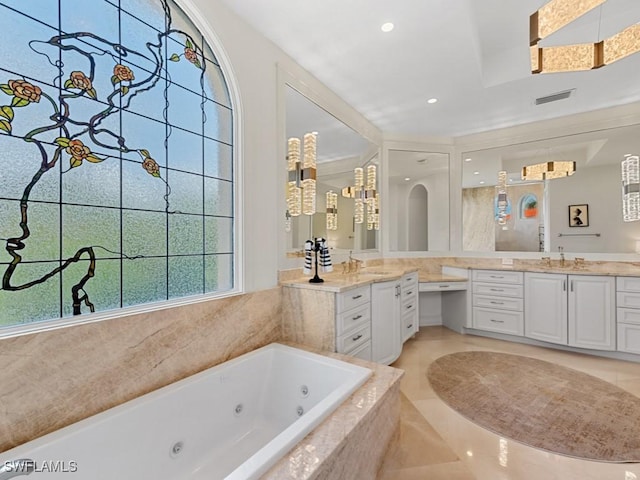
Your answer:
[326,191,338,230]
[495,170,508,227]
[286,132,317,216]
[342,165,379,230]
[622,154,640,222]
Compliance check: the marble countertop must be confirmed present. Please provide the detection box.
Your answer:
[447,261,640,276]
[419,273,468,283]
[281,267,420,293]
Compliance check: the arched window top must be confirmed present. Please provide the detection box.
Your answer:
[0,0,236,330]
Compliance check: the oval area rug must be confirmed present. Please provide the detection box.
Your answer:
[427,351,640,462]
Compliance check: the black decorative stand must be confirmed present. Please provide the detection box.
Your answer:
[309,238,324,283]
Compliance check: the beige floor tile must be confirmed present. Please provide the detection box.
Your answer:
[380,326,640,480]
[378,461,476,480]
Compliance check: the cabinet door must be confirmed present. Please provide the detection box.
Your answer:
[524,272,567,345]
[371,281,401,365]
[568,275,615,350]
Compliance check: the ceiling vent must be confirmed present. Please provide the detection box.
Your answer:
[535,89,575,106]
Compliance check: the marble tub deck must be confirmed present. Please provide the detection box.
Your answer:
[264,346,403,480]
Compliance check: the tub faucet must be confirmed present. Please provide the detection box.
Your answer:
[0,459,35,479]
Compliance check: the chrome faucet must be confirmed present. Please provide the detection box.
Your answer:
[0,459,35,479]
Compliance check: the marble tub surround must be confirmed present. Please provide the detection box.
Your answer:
[264,348,403,480]
[282,287,336,352]
[0,288,282,453]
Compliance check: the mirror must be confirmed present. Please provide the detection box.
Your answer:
[285,85,379,253]
[462,122,640,254]
[387,149,450,251]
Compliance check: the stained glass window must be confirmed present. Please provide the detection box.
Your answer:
[0,0,235,327]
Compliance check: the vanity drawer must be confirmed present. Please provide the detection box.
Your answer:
[401,296,417,315]
[617,291,640,310]
[419,281,468,292]
[336,303,370,335]
[337,324,371,354]
[472,270,523,284]
[403,272,419,286]
[473,295,523,312]
[617,307,640,325]
[473,307,524,336]
[617,323,640,354]
[617,277,640,293]
[347,340,372,361]
[401,283,418,301]
[473,282,523,298]
[402,310,418,341]
[337,285,371,312]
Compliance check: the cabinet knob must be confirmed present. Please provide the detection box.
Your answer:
[352,294,363,300]
[352,334,363,342]
[490,319,505,324]
[352,314,363,321]
[407,324,413,329]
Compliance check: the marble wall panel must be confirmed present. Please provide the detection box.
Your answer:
[0,288,282,452]
[281,287,336,351]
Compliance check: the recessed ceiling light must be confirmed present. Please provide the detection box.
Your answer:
[427,98,438,104]
[381,22,394,32]
[464,158,472,162]
[473,171,480,175]
[479,181,485,185]
[404,177,411,181]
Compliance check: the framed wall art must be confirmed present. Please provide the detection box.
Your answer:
[569,204,589,227]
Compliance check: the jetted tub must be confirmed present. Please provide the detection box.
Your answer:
[0,343,372,479]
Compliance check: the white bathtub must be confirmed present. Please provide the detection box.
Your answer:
[0,343,372,480]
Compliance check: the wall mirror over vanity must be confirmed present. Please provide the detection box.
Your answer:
[462,122,640,255]
[284,85,380,256]
[386,149,450,252]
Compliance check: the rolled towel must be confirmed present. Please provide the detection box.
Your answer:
[318,238,333,273]
[303,239,313,275]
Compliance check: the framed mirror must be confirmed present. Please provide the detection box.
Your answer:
[386,148,450,252]
[462,121,640,254]
[285,84,379,253]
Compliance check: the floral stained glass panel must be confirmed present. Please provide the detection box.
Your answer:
[0,0,234,328]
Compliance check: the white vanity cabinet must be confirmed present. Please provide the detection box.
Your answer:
[336,285,372,360]
[472,270,524,336]
[401,272,419,342]
[616,277,640,354]
[525,273,615,350]
[371,279,402,365]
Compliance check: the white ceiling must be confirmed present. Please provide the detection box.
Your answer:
[218,0,640,137]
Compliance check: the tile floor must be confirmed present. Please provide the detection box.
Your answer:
[378,326,640,480]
